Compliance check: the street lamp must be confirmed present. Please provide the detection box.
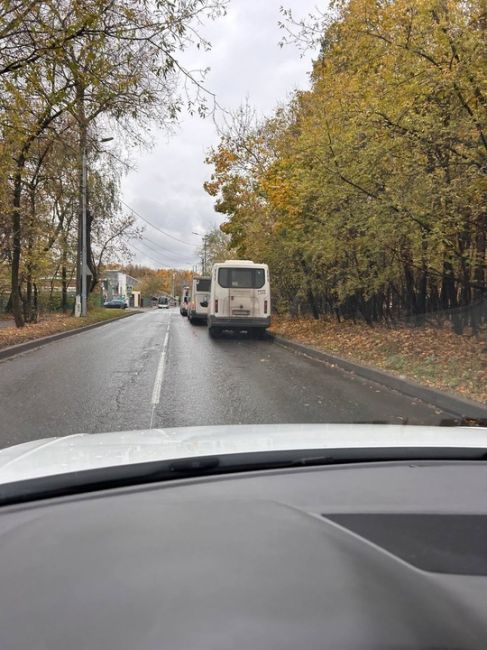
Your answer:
[192,231,207,275]
[78,136,114,317]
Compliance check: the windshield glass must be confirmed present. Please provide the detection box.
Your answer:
[0,0,485,467]
[218,268,266,289]
[196,279,211,292]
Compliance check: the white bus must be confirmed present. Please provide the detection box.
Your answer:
[208,260,271,337]
[179,286,190,316]
[187,276,211,324]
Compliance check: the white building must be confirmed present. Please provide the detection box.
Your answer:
[103,271,141,307]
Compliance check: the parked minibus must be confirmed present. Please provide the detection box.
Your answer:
[180,286,190,316]
[187,276,211,324]
[207,260,271,337]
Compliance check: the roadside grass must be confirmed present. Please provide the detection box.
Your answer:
[269,316,487,405]
[0,308,140,350]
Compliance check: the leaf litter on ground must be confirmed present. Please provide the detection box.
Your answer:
[270,316,487,405]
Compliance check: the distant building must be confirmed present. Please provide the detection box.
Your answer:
[102,271,141,307]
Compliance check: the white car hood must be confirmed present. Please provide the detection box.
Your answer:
[0,423,486,485]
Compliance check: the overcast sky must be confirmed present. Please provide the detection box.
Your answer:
[121,0,320,270]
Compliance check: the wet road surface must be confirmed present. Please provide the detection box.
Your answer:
[0,308,452,448]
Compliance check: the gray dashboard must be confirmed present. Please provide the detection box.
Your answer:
[1,460,487,650]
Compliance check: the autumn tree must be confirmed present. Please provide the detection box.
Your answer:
[1,0,227,326]
[198,226,235,268]
[206,0,486,331]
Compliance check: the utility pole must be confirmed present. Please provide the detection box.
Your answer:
[75,88,87,317]
[203,235,207,275]
[76,122,113,317]
[81,141,88,316]
[192,230,208,275]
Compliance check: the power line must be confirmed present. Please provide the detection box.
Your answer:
[131,243,190,268]
[57,141,201,251]
[130,241,193,268]
[121,199,198,248]
[133,242,191,266]
[139,235,186,260]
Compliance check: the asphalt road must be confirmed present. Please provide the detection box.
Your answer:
[0,308,453,448]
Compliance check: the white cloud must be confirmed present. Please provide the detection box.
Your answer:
[122,0,321,269]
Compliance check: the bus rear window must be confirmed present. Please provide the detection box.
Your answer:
[218,268,265,289]
[196,278,211,292]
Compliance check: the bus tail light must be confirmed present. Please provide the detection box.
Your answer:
[264,300,268,314]
[215,299,218,313]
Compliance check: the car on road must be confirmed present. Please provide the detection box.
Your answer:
[208,260,271,337]
[103,299,127,309]
[187,276,211,324]
[1,423,487,650]
[157,297,169,309]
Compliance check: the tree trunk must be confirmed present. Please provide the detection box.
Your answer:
[441,260,462,334]
[76,84,87,303]
[23,208,35,323]
[33,282,38,321]
[306,286,320,319]
[300,259,320,319]
[61,256,68,313]
[415,231,428,325]
[11,160,25,328]
[440,259,457,310]
[357,293,373,326]
[23,182,40,323]
[402,251,417,318]
[471,211,486,335]
[24,275,32,323]
[87,209,98,292]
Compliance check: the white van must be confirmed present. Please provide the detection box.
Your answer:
[208,260,271,337]
[180,286,190,316]
[187,276,211,324]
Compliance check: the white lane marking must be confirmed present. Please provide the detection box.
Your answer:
[151,321,170,406]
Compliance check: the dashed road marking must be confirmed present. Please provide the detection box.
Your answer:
[149,318,171,427]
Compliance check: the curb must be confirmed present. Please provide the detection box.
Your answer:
[269,333,487,420]
[0,311,143,362]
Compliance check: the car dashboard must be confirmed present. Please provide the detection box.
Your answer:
[1,460,486,650]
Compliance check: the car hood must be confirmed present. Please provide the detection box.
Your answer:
[0,423,486,485]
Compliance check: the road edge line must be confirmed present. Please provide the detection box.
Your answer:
[268,333,487,419]
[0,311,143,362]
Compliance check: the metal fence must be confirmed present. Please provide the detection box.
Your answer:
[400,295,487,335]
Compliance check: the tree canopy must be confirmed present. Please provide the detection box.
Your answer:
[1,0,226,326]
[205,0,486,333]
